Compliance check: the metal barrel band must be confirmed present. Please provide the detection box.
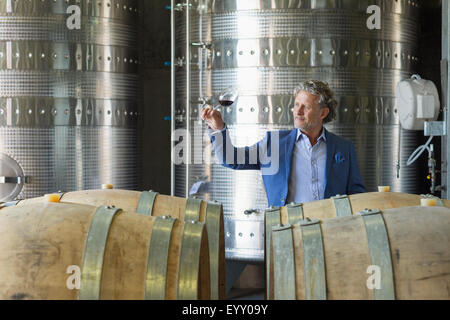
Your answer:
[265,206,281,298]
[177,221,205,300]
[205,201,222,300]
[299,218,327,300]
[145,215,176,300]
[0,200,20,208]
[287,202,304,224]
[136,190,159,216]
[272,224,296,300]
[185,197,203,222]
[420,194,444,206]
[79,206,122,300]
[359,209,395,300]
[331,194,353,217]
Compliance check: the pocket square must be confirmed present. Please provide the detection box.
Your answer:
[334,152,346,164]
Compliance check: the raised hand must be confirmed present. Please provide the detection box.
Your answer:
[201,107,225,131]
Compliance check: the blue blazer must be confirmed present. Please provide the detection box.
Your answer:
[210,127,366,207]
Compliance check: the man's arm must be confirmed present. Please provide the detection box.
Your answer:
[202,107,268,170]
[347,143,366,194]
[208,125,262,170]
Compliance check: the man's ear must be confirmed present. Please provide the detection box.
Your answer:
[320,107,330,121]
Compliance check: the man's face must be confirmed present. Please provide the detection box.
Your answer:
[293,91,329,132]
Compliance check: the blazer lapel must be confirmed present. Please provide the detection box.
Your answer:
[324,128,336,192]
[285,129,298,183]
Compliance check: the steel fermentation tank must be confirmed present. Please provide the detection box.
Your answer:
[0,0,140,201]
[173,0,421,261]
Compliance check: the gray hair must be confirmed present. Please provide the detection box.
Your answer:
[293,80,337,124]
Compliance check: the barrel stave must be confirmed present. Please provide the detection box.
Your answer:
[382,208,450,299]
[318,215,373,300]
[0,203,93,299]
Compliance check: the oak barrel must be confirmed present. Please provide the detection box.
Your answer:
[269,206,450,300]
[264,192,449,297]
[0,202,210,300]
[6,189,225,300]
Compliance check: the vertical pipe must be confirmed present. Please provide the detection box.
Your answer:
[170,0,175,196]
[442,1,449,199]
[185,0,191,197]
[198,2,203,103]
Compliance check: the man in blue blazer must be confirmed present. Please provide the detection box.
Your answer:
[201,80,366,207]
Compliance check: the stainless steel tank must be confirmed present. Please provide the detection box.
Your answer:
[173,0,421,261]
[0,0,140,201]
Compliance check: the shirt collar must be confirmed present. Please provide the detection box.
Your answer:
[296,128,327,143]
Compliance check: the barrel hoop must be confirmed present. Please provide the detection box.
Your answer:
[145,215,176,300]
[331,194,353,217]
[359,209,396,300]
[265,206,281,298]
[177,221,205,300]
[421,194,444,206]
[79,206,121,300]
[272,224,296,300]
[205,201,222,300]
[287,203,304,224]
[299,218,327,300]
[184,197,202,222]
[0,200,20,208]
[136,190,159,216]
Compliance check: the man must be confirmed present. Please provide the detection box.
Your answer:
[201,80,366,207]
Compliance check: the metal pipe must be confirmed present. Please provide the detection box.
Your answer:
[185,0,191,198]
[442,0,449,198]
[428,144,439,194]
[170,0,175,196]
[396,126,402,179]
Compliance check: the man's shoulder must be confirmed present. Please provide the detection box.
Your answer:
[266,129,295,138]
[325,128,354,147]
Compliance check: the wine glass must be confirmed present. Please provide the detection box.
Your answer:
[217,86,239,109]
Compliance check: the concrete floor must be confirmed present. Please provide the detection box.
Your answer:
[226,263,265,300]
[228,288,265,300]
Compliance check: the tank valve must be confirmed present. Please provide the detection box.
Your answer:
[191,42,212,50]
[244,209,259,216]
[396,160,400,179]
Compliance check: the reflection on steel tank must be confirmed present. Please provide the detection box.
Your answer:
[0,0,140,201]
[173,0,421,261]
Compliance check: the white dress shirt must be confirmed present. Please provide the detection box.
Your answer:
[286,129,327,204]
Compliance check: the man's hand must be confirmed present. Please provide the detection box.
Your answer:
[201,107,225,131]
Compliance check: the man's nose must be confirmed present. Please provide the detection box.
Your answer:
[296,106,304,114]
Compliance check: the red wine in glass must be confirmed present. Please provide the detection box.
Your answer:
[217,86,238,109]
[218,100,234,107]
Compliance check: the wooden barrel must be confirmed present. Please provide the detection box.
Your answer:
[273,192,450,226]
[264,192,450,297]
[6,189,225,300]
[0,202,210,300]
[269,206,450,300]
